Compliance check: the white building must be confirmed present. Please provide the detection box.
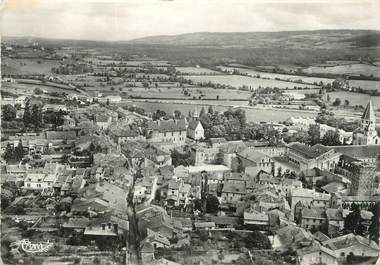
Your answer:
[187,119,204,140]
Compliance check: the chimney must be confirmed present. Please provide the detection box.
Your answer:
[113,223,118,234]
[101,223,106,230]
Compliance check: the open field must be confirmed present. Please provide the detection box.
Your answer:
[184,75,320,89]
[348,80,380,91]
[1,81,80,96]
[176,67,219,74]
[1,57,60,75]
[126,86,252,100]
[85,58,171,66]
[123,100,317,123]
[303,63,380,78]
[218,66,335,85]
[324,91,380,109]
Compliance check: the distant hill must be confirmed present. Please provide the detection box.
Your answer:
[126,30,380,49]
[3,30,380,67]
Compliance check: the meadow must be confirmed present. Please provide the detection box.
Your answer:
[348,80,380,91]
[1,58,60,75]
[184,75,320,90]
[126,86,252,100]
[176,67,219,74]
[324,91,380,109]
[124,100,317,123]
[218,66,335,85]
[303,63,380,78]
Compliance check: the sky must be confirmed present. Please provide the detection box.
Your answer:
[1,0,380,41]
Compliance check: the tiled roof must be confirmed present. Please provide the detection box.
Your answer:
[289,143,330,159]
[147,119,187,133]
[238,148,267,163]
[188,119,202,131]
[301,207,326,219]
[323,233,380,251]
[327,145,380,158]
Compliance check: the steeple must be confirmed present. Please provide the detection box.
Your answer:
[361,100,376,133]
[361,100,375,121]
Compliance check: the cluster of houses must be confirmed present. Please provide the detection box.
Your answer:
[1,95,380,265]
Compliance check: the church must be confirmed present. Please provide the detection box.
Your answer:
[352,100,380,145]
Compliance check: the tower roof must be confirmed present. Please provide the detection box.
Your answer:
[361,100,376,120]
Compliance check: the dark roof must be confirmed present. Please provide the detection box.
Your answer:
[62,217,89,228]
[289,143,330,159]
[188,119,201,130]
[327,145,380,159]
[147,119,186,133]
[237,148,267,163]
[209,138,227,145]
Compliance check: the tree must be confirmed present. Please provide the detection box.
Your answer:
[208,106,214,115]
[344,99,350,107]
[34,87,43,94]
[344,203,364,235]
[369,203,380,243]
[332,98,341,106]
[321,130,341,146]
[199,230,209,242]
[1,189,14,209]
[23,100,31,125]
[1,104,16,121]
[3,143,14,163]
[14,140,24,161]
[206,195,219,214]
[174,110,182,119]
[308,124,321,145]
[244,231,271,249]
[31,104,43,129]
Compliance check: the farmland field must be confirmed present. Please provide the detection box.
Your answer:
[126,86,252,100]
[176,67,219,74]
[85,58,171,66]
[184,75,320,89]
[303,63,380,78]
[124,100,317,123]
[218,66,335,85]
[1,57,60,75]
[1,81,79,95]
[324,91,380,109]
[348,80,380,91]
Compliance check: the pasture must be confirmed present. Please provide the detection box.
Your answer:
[218,66,335,85]
[1,58,60,75]
[184,75,320,90]
[303,63,380,78]
[126,86,252,100]
[124,100,317,123]
[176,67,219,74]
[324,91,380,109]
